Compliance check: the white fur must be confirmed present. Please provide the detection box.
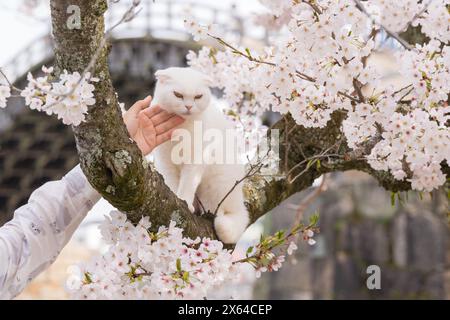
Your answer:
[151,67,249,244]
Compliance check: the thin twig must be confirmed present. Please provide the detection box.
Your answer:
[404,0,434,31]
[397,87,415,103]
[211,33,368,105]
[286,141,342,177]
[234,175,327,266]
[0,68,22,92]
[209,35,317,82]
[195,194,208,215]
[288,174,328,248]
[287,151,341,184]
[337,90,359,103]
[213,152,269,215]
[392,84,413,97]
[299,0,322,14]
[352,78,366,102]
[292,174,328,227]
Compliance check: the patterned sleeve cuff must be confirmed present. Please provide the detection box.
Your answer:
[62,165,102,210]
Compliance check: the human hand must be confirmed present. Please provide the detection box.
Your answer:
[123,95,185,155]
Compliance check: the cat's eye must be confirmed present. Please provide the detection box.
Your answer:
[194,94,203,100]
[173,91,184,99]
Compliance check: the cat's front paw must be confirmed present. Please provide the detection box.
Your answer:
[214,213,247,244]
[188,203,195,213]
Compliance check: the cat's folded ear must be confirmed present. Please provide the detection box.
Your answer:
[155,69,172,83]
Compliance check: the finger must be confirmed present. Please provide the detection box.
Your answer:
[139,95,152,109]
[150,110,177,127]
[155,116,185,135]
[142,105,163,119]
[138,110,156,130]
[155,128,177,146]
[130,95,152,113]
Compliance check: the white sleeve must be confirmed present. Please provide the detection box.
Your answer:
[0,165,101,300]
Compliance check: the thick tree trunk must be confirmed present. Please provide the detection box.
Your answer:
[49,0,448,241]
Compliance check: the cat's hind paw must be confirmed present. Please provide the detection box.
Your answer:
[214,212,248,244]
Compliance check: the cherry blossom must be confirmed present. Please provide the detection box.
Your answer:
[66,210,318,299]
[413,0,450,42]
[20,66,98,126]
[67,211,242,299]
[287,241,298,255]
[365,0,426,33]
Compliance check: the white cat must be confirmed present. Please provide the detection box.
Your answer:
[150,67,249,244]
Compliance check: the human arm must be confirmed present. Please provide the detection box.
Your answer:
[0,165,100,299]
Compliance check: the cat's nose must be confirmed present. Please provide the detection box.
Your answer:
[185,105,193,111]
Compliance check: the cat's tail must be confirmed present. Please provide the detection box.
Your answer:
[214,208,249,244]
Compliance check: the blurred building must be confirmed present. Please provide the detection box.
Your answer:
[258,171,449,299]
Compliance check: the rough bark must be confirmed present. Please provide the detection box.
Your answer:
[49,0,448,240]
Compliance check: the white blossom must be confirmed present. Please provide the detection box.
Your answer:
[287,241,298,255]
[67,212,241,300]
[20,66,97,126]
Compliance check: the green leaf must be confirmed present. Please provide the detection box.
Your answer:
[182,271,190,283]
[391,192,396,207]
[84,272,93,284]
[176,258,181,272]
[306,159,316,170]
[291,223,303,234]
[245,48,253,59]
[275,230,285,239]
[309,212,319,226]
[227,109,238,117]
[208,48,218,64]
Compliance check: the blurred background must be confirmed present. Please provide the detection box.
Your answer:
[0,0,448,300]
